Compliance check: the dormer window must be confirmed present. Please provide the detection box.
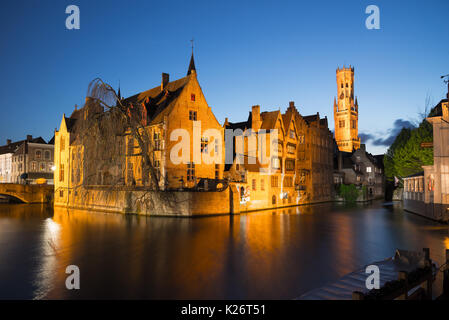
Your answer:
[191,94,195,101]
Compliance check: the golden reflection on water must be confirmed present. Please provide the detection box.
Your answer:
[1,202,449,299]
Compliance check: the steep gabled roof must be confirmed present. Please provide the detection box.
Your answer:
[261,111,282,130]
[0,137,47,155]
[123,75,191,125]
[0,140,25,155]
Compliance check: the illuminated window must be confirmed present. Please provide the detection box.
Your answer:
[289,130,295,139]
[201,137,209,153]
[287,144,296,154]
[367,167,372,173]
[271,175,278,187]
[187,162,195,181]
[59,164,64,182]
[286,159,295,171]
[271,157,280,170]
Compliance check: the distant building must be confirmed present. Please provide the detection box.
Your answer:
[224,101,333,211]
[334,66,361,152]
[404,95,449,222]
[0,135,54,184]
[334,144,385,200]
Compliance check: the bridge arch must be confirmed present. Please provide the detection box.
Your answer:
[0,193,27,203]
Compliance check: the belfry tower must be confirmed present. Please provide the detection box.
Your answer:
[334,66,360,152]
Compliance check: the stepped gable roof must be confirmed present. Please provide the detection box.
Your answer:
[302,114,319,124]
[282,113,293,133]
[123,75,190,125]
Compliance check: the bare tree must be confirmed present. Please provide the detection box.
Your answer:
[67,78,178,212]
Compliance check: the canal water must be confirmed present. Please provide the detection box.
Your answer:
[0,201,448,299]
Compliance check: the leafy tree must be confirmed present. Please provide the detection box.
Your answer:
[384,113,434,181]
[338,184,360,203]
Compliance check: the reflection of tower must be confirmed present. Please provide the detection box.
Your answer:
[334,66,360,152]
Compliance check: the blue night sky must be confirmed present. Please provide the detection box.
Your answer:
[0,0,448,155]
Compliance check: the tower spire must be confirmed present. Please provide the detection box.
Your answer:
[117,80,121,100]
[187,38,196,76]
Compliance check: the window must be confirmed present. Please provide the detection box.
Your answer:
[187,162,195,181]
[40,163,45,171]
[191,94,195,101]
[44,150,51,160]
[128,137,134,155]
[214,139,220,154]
[341,83,343,88]
[189,110,197,121]
[271,175,278,187]
[352,120,356,129]
[60,190,64,198]
[60,137,65,151]
[287,144,296,154]
[339,120,345,128]
[252,179,256,191]
[153,132,161,150]
[201,137,209,153]
[261,179,265,191]
[366,167,372,173]
[215,164,219,180]
[271,157,281,170]
[284,176,293,187]
[346,83,348,88]
[59,164,64,182]
[31,162,37,171]
[289,130,295,139]
[272,195,276,205]
[286,159,295,171]
[298,135,305,144]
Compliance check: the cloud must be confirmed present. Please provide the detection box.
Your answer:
[360,119,415,147]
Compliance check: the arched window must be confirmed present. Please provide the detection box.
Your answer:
[35,150,41,159]
[44,150,51,160]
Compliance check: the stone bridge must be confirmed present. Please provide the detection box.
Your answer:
[0,183,54,203]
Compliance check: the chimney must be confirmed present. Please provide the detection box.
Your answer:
[442,101,449,120]
[161,73,169,91]
[6,139,11,145]
[251,105,261,130]
[26,135,32,142]
[360,144,366,152]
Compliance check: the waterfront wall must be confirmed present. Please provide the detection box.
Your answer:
[54,184,241,216]
[404,198,449,223]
